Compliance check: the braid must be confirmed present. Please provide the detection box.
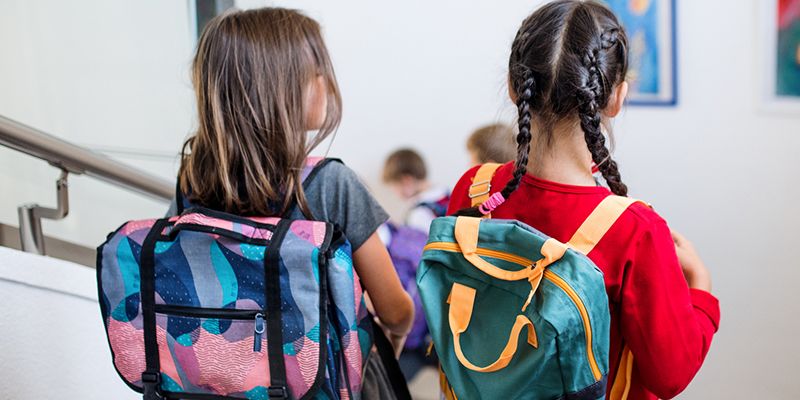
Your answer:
[456,71,535,217]
[577,34,628,197]
[501,72,535,198]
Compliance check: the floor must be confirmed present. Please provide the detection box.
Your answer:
[408,367,439,400]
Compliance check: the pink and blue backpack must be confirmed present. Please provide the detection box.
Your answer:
[97,158,385,400]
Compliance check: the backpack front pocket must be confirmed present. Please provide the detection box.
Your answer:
[153,305,270,398]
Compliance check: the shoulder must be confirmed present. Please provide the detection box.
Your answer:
[448,162,516,215]
[448,165,482,214]
[451,162,515,200]
[311,159,354,182]
[624,201,668,228]
[609,199,672,244]
[305,159,365,193]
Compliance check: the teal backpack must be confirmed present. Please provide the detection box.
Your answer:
[417,163,641,400]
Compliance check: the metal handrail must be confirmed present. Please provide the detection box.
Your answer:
[0,115,173,201]
[0,114,175,254]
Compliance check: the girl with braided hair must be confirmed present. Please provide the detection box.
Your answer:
[446,1,719,398]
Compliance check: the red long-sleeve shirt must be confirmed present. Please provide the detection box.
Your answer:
[447,163,720,400]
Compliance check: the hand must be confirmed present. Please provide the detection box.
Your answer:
[387,331,407,359]
[365,292,410,357]
[671,230,712,292]
[373,315,407,358]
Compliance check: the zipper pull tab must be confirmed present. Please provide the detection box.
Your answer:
[254,313,265,352]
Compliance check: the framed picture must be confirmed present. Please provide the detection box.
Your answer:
[604,0,678,106]
[188,0,234,41]
[760,0,800,113]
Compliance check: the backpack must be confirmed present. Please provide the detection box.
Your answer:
[417,163,643,400]
[383,222,429,350]
[97,158,401,400]
[416,192,451,218]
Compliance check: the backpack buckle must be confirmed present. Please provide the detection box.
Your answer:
[141,372,162,400]
[141,372,160,383]
[469,180,491,198]
[268,386,288,399]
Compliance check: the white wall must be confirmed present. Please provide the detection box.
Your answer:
[0,0,195,246]
[1,0,799,398]
[0,247,137,399]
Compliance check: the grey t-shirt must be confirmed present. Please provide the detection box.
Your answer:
[287,160,389,250]
[168,161,388,251]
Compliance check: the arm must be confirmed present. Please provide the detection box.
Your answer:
[312,162,415,338]
[620,219,720,399]
[671,229,712,292]
[353,232,415,336]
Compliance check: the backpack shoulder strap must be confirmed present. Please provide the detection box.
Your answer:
[300,157,329,184]
[283,157,342,218]
[567,195,646,255]
[300,157,342,189]
[469,163,503,207]
[175,180,187,214]
[568,195,649,400]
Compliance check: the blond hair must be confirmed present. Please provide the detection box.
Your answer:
[466,123,517,164]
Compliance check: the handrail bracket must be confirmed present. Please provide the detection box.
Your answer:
[17,169,70,255]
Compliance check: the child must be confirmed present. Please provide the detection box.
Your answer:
[177,5,414,374]
[447,1,719,399]
[466,123,517,165]
[383,148,450,233]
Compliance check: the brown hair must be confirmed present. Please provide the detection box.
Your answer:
[382,148,427,182]
[466,123,517,164]
[179,7,342,217]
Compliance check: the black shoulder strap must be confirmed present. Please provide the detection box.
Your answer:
[302,158,342,190]
[283,158,343,219]
[371,319,413,400]
[175,180,187,214]
[140,218,171,400]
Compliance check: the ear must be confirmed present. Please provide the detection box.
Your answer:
[304,75,328,130]
[604,81,628,118]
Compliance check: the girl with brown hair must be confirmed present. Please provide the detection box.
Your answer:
[177,6,414,391]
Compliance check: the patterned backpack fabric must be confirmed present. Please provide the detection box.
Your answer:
[417,163,643,400]
[97,158,374,400]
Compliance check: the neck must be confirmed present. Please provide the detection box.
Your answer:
[526,121,596,186]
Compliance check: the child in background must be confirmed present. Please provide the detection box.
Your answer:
[447,1,719,399]
[176,8,414,396]
[466,123,517,165]
[383,148,450,233]
[380,149,446,381]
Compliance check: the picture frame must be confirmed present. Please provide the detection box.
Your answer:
[759,0,800,114]
[188,0,234,43]
[604,0,678,106]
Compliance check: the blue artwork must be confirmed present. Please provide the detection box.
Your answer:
[604,0,677,106]
[777,0,800,97]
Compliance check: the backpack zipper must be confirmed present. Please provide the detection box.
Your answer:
[154,304,265,352]
[423,241,602,381]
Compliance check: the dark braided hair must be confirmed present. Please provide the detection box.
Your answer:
[504,71,535,200]
[458,1,629,216]
[576,25,628,196]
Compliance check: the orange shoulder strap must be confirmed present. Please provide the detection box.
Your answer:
[469,163,502,207]
[568,195,645,400]
[568,195,645,255]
